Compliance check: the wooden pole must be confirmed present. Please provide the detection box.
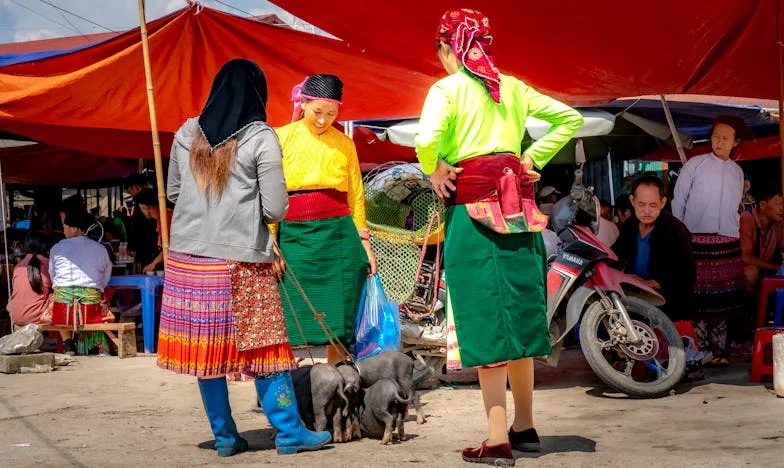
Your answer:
[778,0,784,189]
[137,0,169,268]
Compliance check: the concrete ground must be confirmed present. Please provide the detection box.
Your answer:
[0,348,780,468]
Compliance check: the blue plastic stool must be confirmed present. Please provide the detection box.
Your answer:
[773,289,784,327]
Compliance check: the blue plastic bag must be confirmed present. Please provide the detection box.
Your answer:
[353,275,401,361]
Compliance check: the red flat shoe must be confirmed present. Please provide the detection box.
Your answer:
[462,441,515,466]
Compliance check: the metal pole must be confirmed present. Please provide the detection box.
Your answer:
[137,0,169,267]
[660,94,687,164]
[607,150,616,205]
[778,0,784,188]
[0,161,11,302]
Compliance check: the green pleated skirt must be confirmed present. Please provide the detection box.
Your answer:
[278,215,368,346]
[444,205,551,369]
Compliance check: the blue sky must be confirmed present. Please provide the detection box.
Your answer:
[0,0,318,44]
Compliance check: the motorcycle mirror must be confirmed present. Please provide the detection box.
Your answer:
[575,139,586,165]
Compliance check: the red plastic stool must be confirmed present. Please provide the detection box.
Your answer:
[674,321,700,350]
[750,327,784,382]
[756,278,784,328]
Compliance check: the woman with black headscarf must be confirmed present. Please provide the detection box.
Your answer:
[272,74,377,365]
[156,59,331,457]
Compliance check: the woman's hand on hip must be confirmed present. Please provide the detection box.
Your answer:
[429,159,463,199]
[522,153,541,183]
[362,239,378,276]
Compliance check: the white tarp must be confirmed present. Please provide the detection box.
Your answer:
[374,109,617,148]
[0,139,36,149]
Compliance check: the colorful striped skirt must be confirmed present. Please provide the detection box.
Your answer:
[691,234,746,319]
[156,251,296,378]
[444,205,552,369]
[278,215,368,346]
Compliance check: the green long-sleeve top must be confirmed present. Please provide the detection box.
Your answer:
[414,68,584,174]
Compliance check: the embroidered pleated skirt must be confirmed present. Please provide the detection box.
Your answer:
[690,234,746,319]
[278,215,368,346]
[156,251,296,378]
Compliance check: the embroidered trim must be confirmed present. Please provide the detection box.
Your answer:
[197,120,263,152]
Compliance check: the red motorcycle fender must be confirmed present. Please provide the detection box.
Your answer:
[589,262,665,307]
[561,286,595,343]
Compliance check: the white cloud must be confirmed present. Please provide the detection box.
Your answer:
[13,28,59,43]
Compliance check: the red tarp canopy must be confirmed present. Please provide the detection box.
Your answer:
[272,0,783,104]
[0,144,138,185]
[0,7,435,160]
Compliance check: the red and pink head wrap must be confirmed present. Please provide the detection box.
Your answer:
[291,74,344,122]
[437,8,502,103]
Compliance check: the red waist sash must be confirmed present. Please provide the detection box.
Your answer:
[446,154,536,206]
[285,189,351,222]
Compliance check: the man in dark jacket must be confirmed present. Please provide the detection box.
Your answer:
[124,175,158,272]
[613,175,696,321]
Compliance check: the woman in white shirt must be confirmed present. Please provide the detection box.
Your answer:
[49,211,114,354]
[671,116,749,366]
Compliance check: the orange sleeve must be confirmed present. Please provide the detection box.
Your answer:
[738,213,756,257]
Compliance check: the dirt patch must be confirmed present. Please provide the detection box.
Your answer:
[0,350,778,467]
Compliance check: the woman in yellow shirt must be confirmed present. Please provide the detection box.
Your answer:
[275,74,377,364]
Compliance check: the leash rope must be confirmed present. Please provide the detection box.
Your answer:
[274,239,356,368]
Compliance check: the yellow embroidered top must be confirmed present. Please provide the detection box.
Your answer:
[275,120,368,231]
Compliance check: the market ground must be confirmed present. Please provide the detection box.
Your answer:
[0,348,780,468]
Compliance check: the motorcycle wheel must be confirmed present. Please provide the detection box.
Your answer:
[579,296,686,398]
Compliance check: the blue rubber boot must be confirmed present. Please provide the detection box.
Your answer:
[197,377,249,457]
[255,372,332,455]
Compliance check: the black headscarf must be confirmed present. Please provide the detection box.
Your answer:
[302,74,343,102]
[198,59,268,150]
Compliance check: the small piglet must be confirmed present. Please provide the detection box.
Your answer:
[355,352,425,424]
[360,379,410,444]
[336,363,363,441]
[290,363,350,442]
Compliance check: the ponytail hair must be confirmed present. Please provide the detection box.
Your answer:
[189,129,237,198]
[23,231,51,295]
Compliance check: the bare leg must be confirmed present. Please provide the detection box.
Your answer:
[326,345,349,365]
[477,365,509,446]
[507,357,534,432]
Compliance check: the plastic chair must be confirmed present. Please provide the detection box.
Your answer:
[755,277,784,328]
[750,327,784,382]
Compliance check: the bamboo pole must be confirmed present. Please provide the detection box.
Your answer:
[778,0,784,188]
[137,0,169,268]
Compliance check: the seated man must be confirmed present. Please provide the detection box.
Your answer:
[537,185,561,215]
[596,197,619,247]
[49,211,115,354]
[132,189,174,273]
[614,194,632,226]
[613,175,696,321]
[739,189,784,291]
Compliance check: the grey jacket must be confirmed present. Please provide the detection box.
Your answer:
[167,118,288,263]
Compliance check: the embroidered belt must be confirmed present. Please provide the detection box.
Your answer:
[285,189,351,222]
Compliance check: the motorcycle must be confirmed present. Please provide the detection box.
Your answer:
[541,144,685,397]
[403,147,685,396]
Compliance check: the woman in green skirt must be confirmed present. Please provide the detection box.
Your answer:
[415,9,583,465]
[274,74,377,364]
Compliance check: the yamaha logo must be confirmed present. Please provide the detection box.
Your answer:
[562,253,584,266]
